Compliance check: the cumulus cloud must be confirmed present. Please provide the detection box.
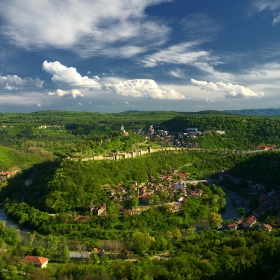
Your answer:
[42,61,101,88]
[48,89,84,98]
[142,42,213,67]
[191,79,264,98]
[106,79,185,99]
[0,75,43,90]
[0,0,171,57]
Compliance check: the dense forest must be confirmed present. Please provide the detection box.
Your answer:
[0,110,280,279]
[1,110,280,154]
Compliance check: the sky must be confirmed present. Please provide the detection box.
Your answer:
[0,0,280,113]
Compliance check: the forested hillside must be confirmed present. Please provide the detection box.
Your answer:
[2,150,247,211]
[1,110,280,279]
[225,108,280,116]
[161,114,280,149]
[0,145,52,171]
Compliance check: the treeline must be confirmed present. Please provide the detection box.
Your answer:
[162,115,280,149]
[2,110,280,153]
[1,220,280,279]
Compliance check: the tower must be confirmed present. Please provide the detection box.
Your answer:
[121,124,125,133]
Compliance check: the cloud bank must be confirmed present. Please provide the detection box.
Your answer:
[42,61,101,88]
[106,79,185,99]
[0,75,43,90]
[191,79,264,98]
[48,89,84,98]
[0,0,171,57]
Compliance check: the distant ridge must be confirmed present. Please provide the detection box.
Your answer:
[224,108,280,116]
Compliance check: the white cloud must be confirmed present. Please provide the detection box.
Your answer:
[0,75,43,90]
[205,98,215,102]
[70,89,84,98]
[42,61,101,88]
[0,0,171,57]
[48,89,84,98]
[106,79,185,99]
[142,42,214,67]
[168,68,185,78]
[250,1,280,25]
[191,79,264,98]
[238,62,280,82]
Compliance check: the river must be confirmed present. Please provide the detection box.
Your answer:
[0,209,32,239]
[192,187,250,230]
[219,188,250,220]
[0,187,250,235]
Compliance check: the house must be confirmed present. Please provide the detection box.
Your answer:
[190,189,203,197]
[91,204,106,216]
[242,215,257,228]
[20,256,49,268]
[256,145,275,151]
[257,223,272,232]
[170,202,182,212]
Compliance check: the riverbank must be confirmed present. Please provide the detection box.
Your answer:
[0,209,32,239]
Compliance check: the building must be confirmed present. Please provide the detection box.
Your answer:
[91,204,106,216]
[257,223,272,232]
[256,145,275,151]
[20,256,49,268]
[148,125,154,135]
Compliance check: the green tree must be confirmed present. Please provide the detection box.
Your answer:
[236,207,246,217]
[132,232,155,254]
[58,238,70,263]
[209,212,223,227]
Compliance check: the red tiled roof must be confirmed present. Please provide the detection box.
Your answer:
[24,256,49,266]
[177,173,189,178]
[256,145,275,150]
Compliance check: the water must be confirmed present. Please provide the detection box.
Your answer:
[192,187,250,231]
[219,188,250,221]
[0,209,32,239]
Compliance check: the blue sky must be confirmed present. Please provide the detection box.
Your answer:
[0,0,280,112]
